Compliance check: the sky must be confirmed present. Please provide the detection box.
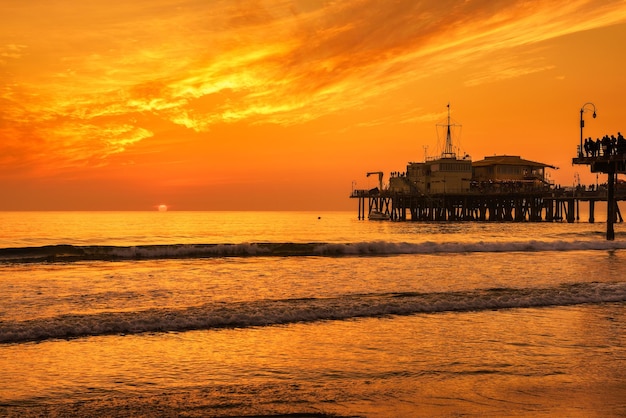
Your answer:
[1,0,626,211]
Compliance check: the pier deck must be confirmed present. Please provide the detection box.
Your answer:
[351,189,626,223]
[572,153,626,239]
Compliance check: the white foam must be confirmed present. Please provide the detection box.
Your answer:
[2,282,624,344]
[3,240,626,263]
[314,240,626,256]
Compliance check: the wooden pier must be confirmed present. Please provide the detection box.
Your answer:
[573,153,626,240]
[350,103,625,239]
[351,188,625,224]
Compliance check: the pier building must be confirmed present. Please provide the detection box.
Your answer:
[472,155,555,191]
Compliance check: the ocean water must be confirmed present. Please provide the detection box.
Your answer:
[0,211,625,417]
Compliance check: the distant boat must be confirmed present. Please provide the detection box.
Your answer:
[368,210,390,221]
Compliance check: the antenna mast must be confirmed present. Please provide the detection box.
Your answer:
[438,103,460,159]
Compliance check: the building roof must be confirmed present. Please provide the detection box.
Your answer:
[472,155,556,169]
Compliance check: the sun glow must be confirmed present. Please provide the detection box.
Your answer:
[158,204,168,212]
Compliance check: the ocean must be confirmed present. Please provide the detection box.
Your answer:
[1,211,625,417]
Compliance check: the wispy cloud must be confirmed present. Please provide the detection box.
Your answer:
[0,43,27,65]
[1,0,625,173]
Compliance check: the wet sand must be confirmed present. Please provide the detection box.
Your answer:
[0,390,347,418]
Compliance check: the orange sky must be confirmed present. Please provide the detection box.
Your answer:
[1,0,626,210]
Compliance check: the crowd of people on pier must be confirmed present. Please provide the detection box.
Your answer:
[583,132,626,157]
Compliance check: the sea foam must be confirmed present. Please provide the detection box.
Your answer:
[2,282,625,344]
[1,240,626,263]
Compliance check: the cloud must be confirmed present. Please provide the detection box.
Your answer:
[153,0,626,127]
[0,44,27,64]
[1,0,625,174]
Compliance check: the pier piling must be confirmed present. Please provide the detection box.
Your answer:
[351,189,626,226]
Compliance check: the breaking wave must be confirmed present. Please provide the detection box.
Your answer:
[2,282,625,344]
[1,239,626,263]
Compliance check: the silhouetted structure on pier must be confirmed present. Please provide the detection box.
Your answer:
[350,103,625,240]
[572,102,625,240]
[351,187,625,224]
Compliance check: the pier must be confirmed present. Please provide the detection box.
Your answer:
[572,148,626,239]
[572,102,626,240]
[350,103,625,240]
[351,188,626,224]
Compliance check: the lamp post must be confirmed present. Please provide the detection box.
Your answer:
[579,102,597,157]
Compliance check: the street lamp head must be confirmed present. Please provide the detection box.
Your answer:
[593,112,596,118]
